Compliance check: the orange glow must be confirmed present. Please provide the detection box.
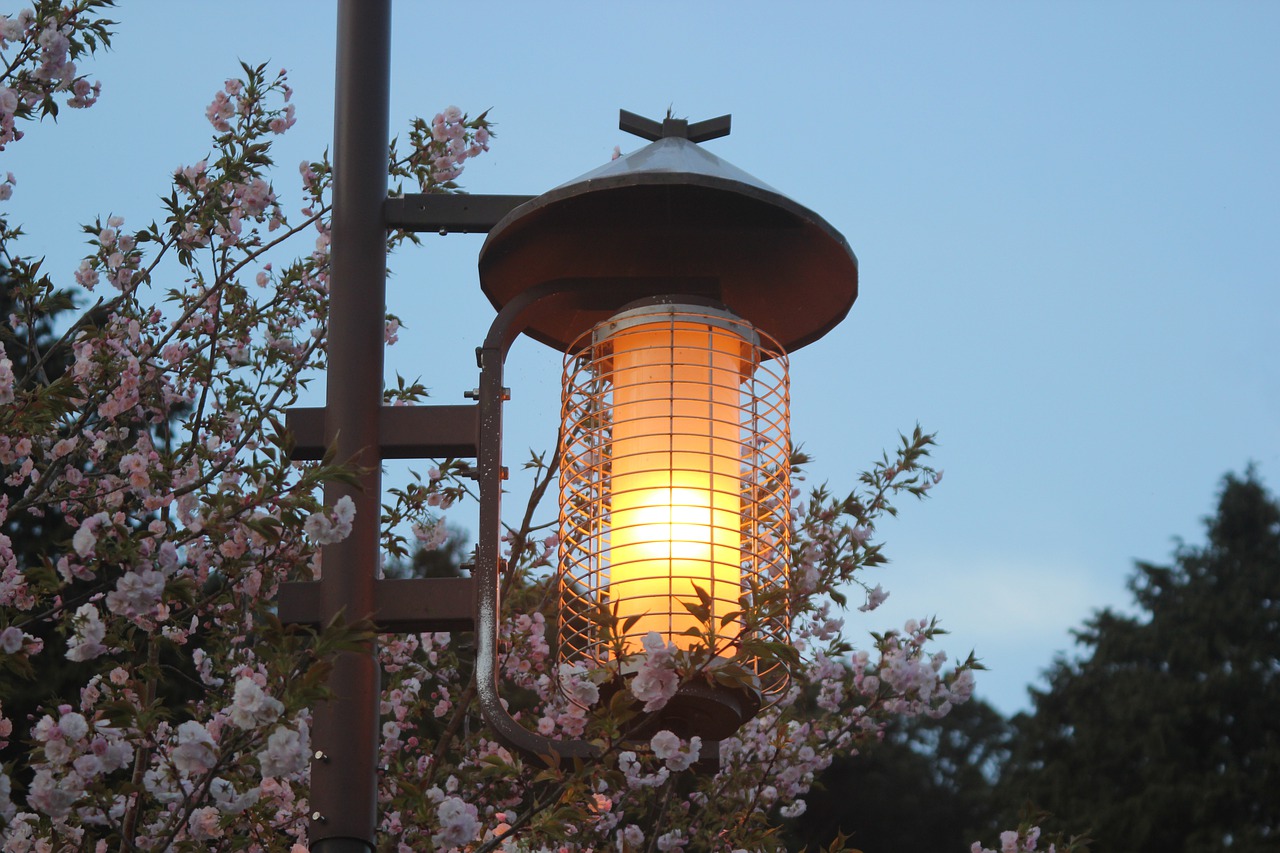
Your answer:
[605,314,745,653]
[558,302,791,695]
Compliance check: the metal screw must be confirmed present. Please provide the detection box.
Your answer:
[313,750,328,762]
[311,811,326,823]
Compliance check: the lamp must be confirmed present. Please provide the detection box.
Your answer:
[558,299,790,673]
[471,110,859,748]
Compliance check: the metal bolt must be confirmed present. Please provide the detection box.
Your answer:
[313,750,328,762]
[501,386,511,401]
[463,388,480,400]
[311,811,326,823]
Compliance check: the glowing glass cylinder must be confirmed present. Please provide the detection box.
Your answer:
[607,310,744,649]
[559,302,791,681]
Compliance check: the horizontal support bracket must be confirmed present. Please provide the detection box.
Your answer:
[278,577,477,633]
[287,404,479,461]
[385,193,535,233]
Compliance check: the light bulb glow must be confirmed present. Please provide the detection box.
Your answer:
[558,302,791,692]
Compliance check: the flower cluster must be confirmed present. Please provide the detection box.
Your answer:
[0,2,109,154]
[970,823,1088,853]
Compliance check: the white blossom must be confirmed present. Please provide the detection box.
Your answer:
[258,723,308,778]
[433,795,480,848]
[229,677,284,729]
[171,720,216,776]
[65,603,107,661]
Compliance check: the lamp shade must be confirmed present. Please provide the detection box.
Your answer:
[477,135,858,355]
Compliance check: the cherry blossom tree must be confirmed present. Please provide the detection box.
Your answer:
[0,4,1085,851]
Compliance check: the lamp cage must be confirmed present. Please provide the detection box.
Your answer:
[558,302,792,699]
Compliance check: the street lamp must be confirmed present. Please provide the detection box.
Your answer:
[279,4,857,850]
[472,113,858,743]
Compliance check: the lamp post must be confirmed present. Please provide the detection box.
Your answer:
[277,3,857,850]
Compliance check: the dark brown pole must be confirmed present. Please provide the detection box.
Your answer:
[308,1,391,850]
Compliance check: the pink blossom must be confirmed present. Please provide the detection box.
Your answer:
[119,452,150,488]
[72,511,110,557]
[630,632,680,712]
[0,626,24,654]
[617,825,645,850]
[187,805,224,840]
[171,720,216,776]
[258,724,308,777]
[304,495,356,544]
[238,177,275,217]
[65,603,107,661]
[0,345,14,404]
[206,90,233,131]
[434,795,480,848]
[656,829,688,851]
[105,568,165,622]
[27,767,81,818]
[650,730,701,772]
[269,103,296,134]
[229,677,283,729]
[210,777,260,814]
[412,518,448,551]
[858,583,888,613]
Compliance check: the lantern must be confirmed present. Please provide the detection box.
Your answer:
[558,300,791,691]
[472,111,858,747]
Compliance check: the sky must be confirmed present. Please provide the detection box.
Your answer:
[5,1,1278,716]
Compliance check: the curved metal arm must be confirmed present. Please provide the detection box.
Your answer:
[473,281,604,763]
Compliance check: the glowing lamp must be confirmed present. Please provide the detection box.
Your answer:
[472,110,858,749]
[559,301,790,679]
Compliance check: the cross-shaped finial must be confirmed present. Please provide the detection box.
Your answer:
[619,109,732,144]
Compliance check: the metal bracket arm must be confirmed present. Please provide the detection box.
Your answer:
[286,404,479,461]
[384,194,535,233]
[278,577,476,634]
[280,402,482,634]
[473,282,604,763]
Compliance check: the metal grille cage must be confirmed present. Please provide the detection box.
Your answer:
[558,302,791,696]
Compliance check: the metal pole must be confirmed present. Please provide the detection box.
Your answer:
[309,1,391,850]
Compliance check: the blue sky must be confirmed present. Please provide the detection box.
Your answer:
[6,1,1278,715]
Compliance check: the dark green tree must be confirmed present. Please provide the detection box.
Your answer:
[788,697,1013,852]
[998,470,1280,852]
